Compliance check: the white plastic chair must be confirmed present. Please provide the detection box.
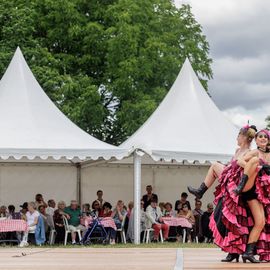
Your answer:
[116,214,127,244]
[143,227,164,243]
[182,228,187,243]
[47,215,56,245]
[63,216,82,245]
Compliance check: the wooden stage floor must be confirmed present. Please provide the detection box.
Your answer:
[0,247,270,270]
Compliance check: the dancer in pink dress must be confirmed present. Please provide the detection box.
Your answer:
[232,129,270,263]
[188,125,257,262]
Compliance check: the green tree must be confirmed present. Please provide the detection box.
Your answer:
[104,2,212,140]
[0,1,212,145]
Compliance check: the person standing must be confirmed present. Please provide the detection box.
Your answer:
[142,185,158,211]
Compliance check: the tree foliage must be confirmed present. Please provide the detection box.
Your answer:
[0,0,212,144]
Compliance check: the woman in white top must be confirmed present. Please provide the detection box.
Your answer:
[20,202,40,247]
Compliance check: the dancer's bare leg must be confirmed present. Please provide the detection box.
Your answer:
[188,162,224,199]
[234,157,259,194]
[242,157,259,192]
[204,162,225,188]
[247,199,265,243]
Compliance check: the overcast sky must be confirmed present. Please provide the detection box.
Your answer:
[175,0,270,129]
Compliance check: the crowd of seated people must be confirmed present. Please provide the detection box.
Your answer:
[0,186,214,246]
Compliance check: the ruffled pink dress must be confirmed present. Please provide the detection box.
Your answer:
[210,158,270,261]
[254,159,270,261]
[209,160,253,254]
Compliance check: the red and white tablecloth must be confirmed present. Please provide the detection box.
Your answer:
[0,219,28,232]
[162,217,192,228]
[81,217,117,230]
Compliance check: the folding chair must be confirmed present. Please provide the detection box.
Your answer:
[47,215,56,245]
[116,214,127,244]
[63,216,82,245]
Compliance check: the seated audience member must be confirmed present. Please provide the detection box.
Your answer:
[176,202,183,215]
[127,200,146,243]
[0,205,7,218]
[99,202,113,217]
[175,192,191,211]
[110,200,127,244]
[82,203,91,216]
[91,200,101,217]
[97,201,116,245]
[192,199,204,217]
[46,199,56,216]
[177,203,195,243]
[53,201,68,244]
[159,202,166,215]
[164,202,176,217]
[192,199,203,241]
[127,201,134,219]
[96,190,106,207]
[201,203,214,243]
[142,185,158,211]
[38,205,49,234]
[145,199,169,242]
[64,200,86,244]
[5,205,21,241]
[124,201,134,234]
[7,205,21,219]
[20,202,40,247]
[111,200,127,229]
[20,202,28,221]
[35,194,48,209]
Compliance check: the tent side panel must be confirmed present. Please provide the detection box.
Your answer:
[0,164,77,208]
[81,164,215,210]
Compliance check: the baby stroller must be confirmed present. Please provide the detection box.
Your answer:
[81,211,109,245]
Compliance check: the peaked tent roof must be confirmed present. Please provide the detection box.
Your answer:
[0,47,128,160]
[121,59,238,163]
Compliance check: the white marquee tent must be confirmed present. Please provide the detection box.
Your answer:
[0,47,129,206]
[121,58,238,163]
[121,58,238,244]
[0,47,128,161]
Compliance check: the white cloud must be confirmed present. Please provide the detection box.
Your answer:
[175,0,270,127]
[222,106,268,130]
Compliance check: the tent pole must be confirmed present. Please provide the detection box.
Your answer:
[76,163,82,205]
[133,151,141,245]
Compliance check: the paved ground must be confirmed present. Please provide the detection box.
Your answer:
[0,248,270,270]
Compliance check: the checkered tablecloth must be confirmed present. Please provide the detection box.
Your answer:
[0,219,28,232]
[163,217,192,228]
[81,217,117,230]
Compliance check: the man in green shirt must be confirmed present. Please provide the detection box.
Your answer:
[64,200,86,244]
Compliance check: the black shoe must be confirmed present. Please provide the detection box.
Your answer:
[221,253,240,262]
[234,174,248,195]
[242,243,260,263]
[187,182,208,199]
[152,239,158,243]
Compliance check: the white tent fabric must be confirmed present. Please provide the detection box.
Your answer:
[121,59,239,163]
[0,48,129,160]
